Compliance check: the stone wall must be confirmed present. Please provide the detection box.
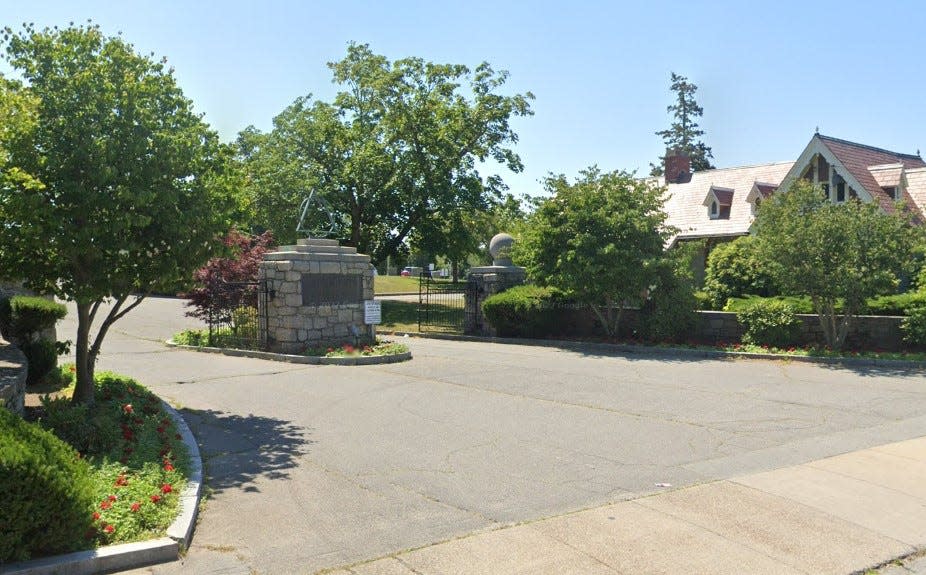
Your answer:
[259,239,374,354]
[465,266,526,336]
[0,340,27,415]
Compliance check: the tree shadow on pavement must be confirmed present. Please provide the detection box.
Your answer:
[180,408,314,495]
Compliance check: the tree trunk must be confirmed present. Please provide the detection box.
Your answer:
[452,261,460,283]
[73,302,95,406]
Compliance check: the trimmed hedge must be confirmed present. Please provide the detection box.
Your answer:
[736,299,801,348]
[5,296,67,343]
[901,306,926,347]
[482,285,565,338]
[0,408,96,562]
[22,339,57,386]
[726,293,926,316]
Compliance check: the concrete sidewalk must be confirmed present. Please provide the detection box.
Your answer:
[328,436,926,575]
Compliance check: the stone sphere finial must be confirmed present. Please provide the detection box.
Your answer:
[489,233,516,266]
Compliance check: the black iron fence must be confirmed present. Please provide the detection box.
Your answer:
[418,273,477,333]
[206,279,269,350]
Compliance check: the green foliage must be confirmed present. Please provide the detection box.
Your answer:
[22,338,57,386]
[0,24,236,404]
[0,408,96,562]
[754,180,915,349]
[0,296,10,339]
[724,295,816,314]
[639,253,698,343]
[517,168,672,337]
[651,72,714,175]
[865,292,926,316]
[703,237,777,308]
[901,307,926,347]
[6,296,67,342]
[481,285,565,338]
[171,329,209,347]
[239,43,533,263]
[736,299,802,348]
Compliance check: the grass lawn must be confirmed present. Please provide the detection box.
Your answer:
[374,275,421,294]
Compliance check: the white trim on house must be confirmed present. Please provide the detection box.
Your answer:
[776,135,875,204]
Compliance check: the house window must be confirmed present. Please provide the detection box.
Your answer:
[883,186,899,200]
[836,182,846,202]
[710,201,718,219]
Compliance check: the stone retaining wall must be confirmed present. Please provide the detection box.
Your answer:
[0,340,27,415]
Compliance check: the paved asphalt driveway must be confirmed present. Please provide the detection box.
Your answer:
[60,297,926,574]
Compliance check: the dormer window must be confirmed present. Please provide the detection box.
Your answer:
[703,185,733,220]
[883,186,900,200]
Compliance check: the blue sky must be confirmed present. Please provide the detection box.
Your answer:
[4,1,926,197]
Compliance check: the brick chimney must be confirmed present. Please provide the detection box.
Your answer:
[664,149,692,184]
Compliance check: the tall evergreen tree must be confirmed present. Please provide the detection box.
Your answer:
[651,73,714,176]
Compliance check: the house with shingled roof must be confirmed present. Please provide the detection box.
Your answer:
[653,134,926,279]
[776,133,926,221]
[656,133,926,250]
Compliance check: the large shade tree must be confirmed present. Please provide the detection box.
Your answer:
[516,168,672,337]
[240,43,534,263]
[0,24,235,404]
[753,180,915,349]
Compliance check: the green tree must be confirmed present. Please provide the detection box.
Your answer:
[753,180,914,349]
[241,43,533,262]
[651,72,714,175]
[0,24,235,404]
[703,236,777,308]
[516,168,672,337]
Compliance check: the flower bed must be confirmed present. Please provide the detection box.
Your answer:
[25,368,187,555]
[312,341,409,358]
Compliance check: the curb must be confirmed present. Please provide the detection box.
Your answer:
[1,399,204,575]
[399,331,926,371]
[165,340,412,366]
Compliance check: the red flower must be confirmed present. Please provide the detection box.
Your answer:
[130,502,141,512]
[161,483,173,494]
[104,524,114,534]
[69,365,76,373]
[114,475,128,487]
[150,494,162,503]
[100,501,112,510]
[123,404,133,414]
[108,494,117,502]
[157,426,165,434]
[163,462,175,472]
[92,512,100,521]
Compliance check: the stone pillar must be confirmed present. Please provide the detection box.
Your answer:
[259,239,374,354]
[464,233,526,336]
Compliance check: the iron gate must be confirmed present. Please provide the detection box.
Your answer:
[206,279,270,350]
[418,273,478,333]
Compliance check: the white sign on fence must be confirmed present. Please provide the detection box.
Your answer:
[364,300,382,325]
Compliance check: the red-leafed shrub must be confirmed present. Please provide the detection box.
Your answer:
[184,229,274,324]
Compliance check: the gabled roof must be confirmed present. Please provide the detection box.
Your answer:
[817,134,926,214]
[869,163,904,188]
[658,161,794,245]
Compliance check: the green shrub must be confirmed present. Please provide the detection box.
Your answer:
[736,299,802,348]
[901,306,926,347]
[725,295,816,314]
[0,408,96,562]
[39,395,121,457]
[865,292,926,316]
[639,260,698,343]
[703,237,777,309]
[7,296,67,342]
[231,306,258,335]
[693,290,713,310]
[22,338,57,386]
[482,285,565,338]
[0,297,11,340]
